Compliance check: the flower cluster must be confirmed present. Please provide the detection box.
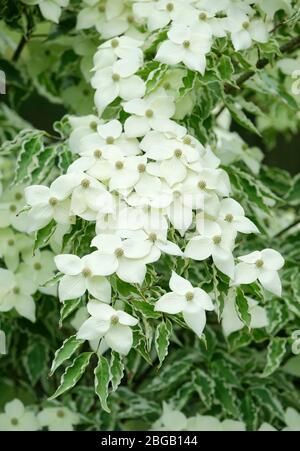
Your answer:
[0,399,79,431]
[22,0,284,356]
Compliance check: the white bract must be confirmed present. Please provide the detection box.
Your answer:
[21,0,69,23]
[155,271,214,337]
[0,399,39,431]
[225,8,268,51]
[55,253,112,302]
[77,300,138,355]
[234,249,285,296]
[38,406,79,431]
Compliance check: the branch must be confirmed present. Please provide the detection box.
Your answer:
[224,35,300,95]
[12,35,29,62]
[274,217,300,238]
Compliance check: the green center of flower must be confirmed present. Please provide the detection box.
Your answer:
[15,192,22,201]
[13,287,20,295]
[11,418,19,426]
[183,136,192,145]
[199,12,207,20]
[242,21,250,29]
[106,136,115,145]
[111,39,119,48]
[255,259,264,268]
[174,149,182,158]
[127,15,134,23]
[185,291,194,301]
[149,232,157,243]
[115,248,124,258]
[49,197,58,206]
[213,235,222,245]
[34,262,42,271]
[94,149,102,159]
[183,40,190,49]
[111,315,119,325]
[173,190,181,198]
[81,179,90,189]
[166,2,174,11]
[9,204,17,213]
[7,239,15,246]
[56,410,65,418]
[225,213,234,223]
[138,164,146,173]
[112,73,120,82]
[198,180,207,190]
[82,267,92,278]
[115,161,124,170]
[99,5,105,13]
[164,82,171,90]
[146,109,154,118]
[90,121,98,131]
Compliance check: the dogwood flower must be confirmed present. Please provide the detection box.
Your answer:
[282,408,300,431]
[155,271,214,337]
[54,253,112,302]
[20,250,56,287]
[222,295,268,336]
[68,114,102,154]
[91,233,150,284]
[233,249,284,296]
[0,228,32,271]
[25,181,72,232]
[123,91,177,137]
[0,268,37,322]
[214,198,259,235]
[21,0,69,23]
[155,23,212,73]
[37,406,79,431]
[0,399,39,431]
[185,222,235,278]
[92,57,145,113]
[77,300,138,355]
[225,9,268,51]
[0,185,30,232]
[133,0,191,31]
[93,36,144,70]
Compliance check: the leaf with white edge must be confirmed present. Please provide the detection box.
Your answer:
[50,335,84,375]
[34,219,57,251]
[252,387,284,419]
[94,355,111,413]
[13,131,46,184]
[155,319,172,367]
[194,369,215,409]
[215,378,240,417]
[218,55,234,80]
[110,352,124,392]
[42,272,63,288]
[261,338,287,378]
[225,99,261,136]
[59,297,83,326]
[235,287,251,328]
[49,352,93,400]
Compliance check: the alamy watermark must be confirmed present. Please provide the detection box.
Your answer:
[291,69,300,96]
[0,70,6,94]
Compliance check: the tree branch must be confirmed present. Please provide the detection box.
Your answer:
[12,35,29,62]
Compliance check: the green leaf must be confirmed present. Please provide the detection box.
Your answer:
[13,131,46,184]
[155,319,172,367]
[218,55,234,80]
[23,341,48,385]
[251,387,284,419]
[110,352,124,392]
[194,369,215,408]
[59,297,83,326]
[283,356,300,377]
[34,219,57,251]
[50,352,93,400]
[261,338,287,377]
[235,287,251,328]
[130,298,160,319]
[50,335,84,376]
[225,99,261,136]
[42,272,63,288]
[241,393,258,431]
[94,355,111,412]
[215,379,240,417]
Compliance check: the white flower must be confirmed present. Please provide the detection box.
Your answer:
[54,253,112,302]
[20,249,56,288]
[214,198,259,235]
[222,295,268,337]
[233,249,285,296]
[25,181,72,232]
[155,23,212,73]
[21,0,69,23]
[155,271,214,337]
[185,222,235,278]
[225,9,268,51]
[91,233,151,284]
[93,36,144,70]
[187,415,246,431]
[123,91,177,137]
[0,399,39,431]
[68,114,101,154]
[92,57,145,114]
[37,406,79,431]
[182,168,231,200]
[152,403,189,431]
[0,228,32,271]
[0,186,30,232]
[77,300,138,355]
[133,0,191,31]
[0,268,37,322]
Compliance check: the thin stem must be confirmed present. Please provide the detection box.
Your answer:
[12,35,28,62]
[274,218,300,238]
